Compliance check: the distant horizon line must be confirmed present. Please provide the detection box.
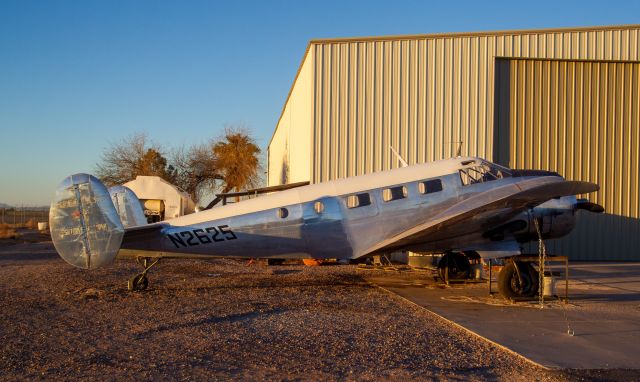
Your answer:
[0,203,49,209]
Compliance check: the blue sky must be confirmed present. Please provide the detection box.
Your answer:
[1,0,638,205]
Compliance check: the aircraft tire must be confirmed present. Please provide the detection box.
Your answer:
[128,274,149,291]
[524,263,540,297]
[498,262,538,299]
[437,252,471,281]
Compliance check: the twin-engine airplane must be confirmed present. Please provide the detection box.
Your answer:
[49,157,603,298]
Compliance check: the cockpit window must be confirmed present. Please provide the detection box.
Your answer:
[459,161,512,186]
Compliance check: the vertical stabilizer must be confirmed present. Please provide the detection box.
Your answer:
[49,174,124,269]
[109,185,148,227]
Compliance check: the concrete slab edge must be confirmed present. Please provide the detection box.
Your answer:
[370,282,551,371]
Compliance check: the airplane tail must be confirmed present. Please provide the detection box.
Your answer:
[49,174,126,269]
[108,185,148,228]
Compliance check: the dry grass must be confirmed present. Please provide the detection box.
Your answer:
[0,223,17,239]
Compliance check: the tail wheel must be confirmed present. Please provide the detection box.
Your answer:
[128,274,149,291]
[498,262,539,299]
[437,252,471,281]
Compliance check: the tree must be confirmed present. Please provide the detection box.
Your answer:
[213,127,262,194]
[178,126,263,207]
[95,128,263,206]
[170,144,222,202]
[95,133,175,186]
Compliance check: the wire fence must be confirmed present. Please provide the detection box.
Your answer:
[0,206,50,227]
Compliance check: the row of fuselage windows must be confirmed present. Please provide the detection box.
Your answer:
[275,178,444,218]
[345,178,443,209]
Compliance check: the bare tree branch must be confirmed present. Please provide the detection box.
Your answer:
[95,127,263,206]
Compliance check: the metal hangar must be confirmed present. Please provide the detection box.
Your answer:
[268,25,640,260]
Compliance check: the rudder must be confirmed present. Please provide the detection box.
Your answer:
[49,174,124,269]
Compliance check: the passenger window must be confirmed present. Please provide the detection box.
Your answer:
[382,186,407,202]
[346,193,371,209]
[419,179,443,194]
[277,207,288,218]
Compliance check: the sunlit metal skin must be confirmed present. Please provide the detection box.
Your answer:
[108,185,148,228]
[49,157,602,292]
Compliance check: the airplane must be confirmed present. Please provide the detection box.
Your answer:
[48,156,603,299]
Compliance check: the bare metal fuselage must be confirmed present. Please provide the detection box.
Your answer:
[120,172,577,261]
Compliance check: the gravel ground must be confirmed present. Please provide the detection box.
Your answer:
[0,240,570,381]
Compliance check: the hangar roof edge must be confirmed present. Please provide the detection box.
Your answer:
[268,24,640,154]
[309,24,640,44]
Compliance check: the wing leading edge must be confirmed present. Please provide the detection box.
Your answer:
[359,177,599,256]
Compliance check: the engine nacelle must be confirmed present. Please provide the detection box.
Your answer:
[515,196,578,242]
[481,196,582,245]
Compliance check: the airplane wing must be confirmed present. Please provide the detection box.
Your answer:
[361,178,598,256]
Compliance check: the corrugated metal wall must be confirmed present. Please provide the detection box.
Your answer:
[506,59,640,260]
[312,37,495,181]
[294,26,640,260]
[310,27,640,183]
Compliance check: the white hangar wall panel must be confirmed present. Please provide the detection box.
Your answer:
[268,49,314,186]
[501,59,640,260]
[310,27,640,183]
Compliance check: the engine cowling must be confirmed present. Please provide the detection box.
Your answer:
[512,196,596,243]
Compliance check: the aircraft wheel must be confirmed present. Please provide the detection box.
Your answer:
[128,274,149,291]
[498,262,538,299]
[525,263,540,297]
[437,252,471,281]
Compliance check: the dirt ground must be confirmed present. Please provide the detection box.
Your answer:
[0,234,597,381]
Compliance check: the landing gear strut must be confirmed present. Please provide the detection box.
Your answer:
[128,257,160,292]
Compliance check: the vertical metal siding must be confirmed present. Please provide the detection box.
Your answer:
[510,60,640,260]
[310,28,640,183]
[298,27,640,260]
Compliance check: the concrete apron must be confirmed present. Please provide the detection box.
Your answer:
[369,262,640,369]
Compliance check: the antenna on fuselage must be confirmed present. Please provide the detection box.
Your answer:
[390,146,408,168]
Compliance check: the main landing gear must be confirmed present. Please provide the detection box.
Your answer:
[497,260,539,299]
[437,252,471,282]
[437,251,484,284]
[128,257,160,292]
